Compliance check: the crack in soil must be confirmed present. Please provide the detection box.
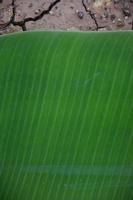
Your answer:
[0,0,61,31]
[82,0,106,31]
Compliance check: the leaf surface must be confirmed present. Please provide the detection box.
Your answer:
[0,31,133,200]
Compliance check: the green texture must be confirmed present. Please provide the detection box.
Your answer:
[0,31,133,200]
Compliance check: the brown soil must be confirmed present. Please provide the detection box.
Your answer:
[0,0,133,35]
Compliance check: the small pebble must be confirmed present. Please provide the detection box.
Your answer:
[125,16,128,20]
[35,9,40,15]
[117,18,125,27]
[112,20,115,24]
[123,8,131,17]
[49,11,54,15]
[76,10,84,19]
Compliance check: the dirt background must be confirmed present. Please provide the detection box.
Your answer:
[0,0,133,34]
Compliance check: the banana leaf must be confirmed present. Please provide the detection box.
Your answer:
[0,31,133,200]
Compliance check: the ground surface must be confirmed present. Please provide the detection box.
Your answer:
[0,0,133,34]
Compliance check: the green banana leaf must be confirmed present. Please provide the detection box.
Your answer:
[0,31,133,200]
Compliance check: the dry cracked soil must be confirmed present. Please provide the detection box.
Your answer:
[0,0,133,34]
